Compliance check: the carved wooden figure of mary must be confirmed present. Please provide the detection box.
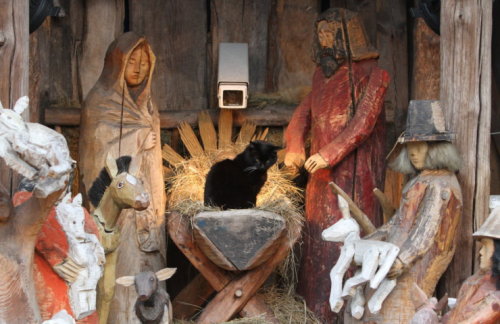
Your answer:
[79,32,166,324]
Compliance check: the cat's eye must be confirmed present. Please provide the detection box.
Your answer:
[117,181,124,189]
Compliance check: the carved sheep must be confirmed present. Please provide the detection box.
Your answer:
[116,268,176,324]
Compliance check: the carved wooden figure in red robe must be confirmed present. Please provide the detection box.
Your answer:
[13,191,103,324]
[346,100,463,323]
[441,207,500,324]
[283,8,389,322]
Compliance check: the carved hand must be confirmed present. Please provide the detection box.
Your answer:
[304,153,328,173]
[143,132,157,150]
[53,257,84,283]
[387,257,405,279]
[284,152,306,169]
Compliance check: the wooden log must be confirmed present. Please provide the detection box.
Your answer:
[43,105,296,128]
[167,212,278,321]
[172,274,214,320]
[218,109,233,149]
[0,0,28,193]
[79,0,124,99]
[198,110,218,152]
[329,182,376,234]
[440,0,492,295]
[129,0,208,111]
[196,224,299,324]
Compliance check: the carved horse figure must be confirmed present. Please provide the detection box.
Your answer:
[321,195,400,318]
[87,154,150,324]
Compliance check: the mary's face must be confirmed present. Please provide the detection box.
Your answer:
[125,45,150,87]
[479,238,494,271]
[407,141,429,170]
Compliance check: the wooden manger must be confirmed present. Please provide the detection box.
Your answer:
[163,109,303,322]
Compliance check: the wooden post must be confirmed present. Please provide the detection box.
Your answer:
[0,0,28,193]
[440,0,492,296]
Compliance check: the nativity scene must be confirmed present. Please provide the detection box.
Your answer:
[0,1,498,324]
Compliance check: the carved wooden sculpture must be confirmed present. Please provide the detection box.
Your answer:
[79,32,165,324]
[345,100,463,323]
[441,207,500,324]
[283,8,390,321]
[116,268,176,324]
[12,191,104,323]
[42,310,76,324]
[87,154,150,324]
[0,97,72,323]
[322,194,399,318]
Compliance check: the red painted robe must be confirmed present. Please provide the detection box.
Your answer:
[443,271,500,324]
[13,192,99,324]
[284,59,389,322]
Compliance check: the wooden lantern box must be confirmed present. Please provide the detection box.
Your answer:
[193,209,287,271]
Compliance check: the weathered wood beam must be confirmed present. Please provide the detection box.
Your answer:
[0,0,29,193]
[440,0,492,295]
[44,105,295,129]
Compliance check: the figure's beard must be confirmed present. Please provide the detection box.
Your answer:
[319,47,346,78]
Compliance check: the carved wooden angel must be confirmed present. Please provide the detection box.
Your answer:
[0,96,73,197]
[322,195,399,318]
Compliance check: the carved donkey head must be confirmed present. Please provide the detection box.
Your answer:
[104,153,150,211]
[0,96,29,132]
[116,268,177,301]
[321,195,360,242]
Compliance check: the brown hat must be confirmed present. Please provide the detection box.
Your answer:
[473,207,500,240]
[387,100,453,159]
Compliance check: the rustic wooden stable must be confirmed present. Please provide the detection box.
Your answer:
[0,0,499,322]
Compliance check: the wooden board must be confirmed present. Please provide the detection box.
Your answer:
[79,0,124,99]
[193,210,286,271]
[209,0,272,107]
[0,0,28,193]
[266,0,318,98]
[44,104,296,128]
[129,0,208,111]
[440,0,492,295]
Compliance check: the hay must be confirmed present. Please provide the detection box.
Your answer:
[172,288,321,324]
[166,145,304,238]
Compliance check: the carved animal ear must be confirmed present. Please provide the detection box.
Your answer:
[105,153,118,178]
[116,276,135,287]
[13,96,28,115]
[61,192,72,204]
[155,268,177,281]
[72,193,83,207]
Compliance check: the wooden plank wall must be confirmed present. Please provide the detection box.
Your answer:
[0,0,29,193]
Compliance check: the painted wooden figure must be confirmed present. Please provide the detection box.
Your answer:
[441,207,500,324]
[79,32,165,324]
[322,195,399,319]
[283,8,390,321]
[116,268,177,324]
[42,310,76,324]
[12,191,104,324]
[87,154,150,324]
[346,100,463,323]
[0,97,72,323]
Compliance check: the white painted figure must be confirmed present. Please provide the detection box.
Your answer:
[0,96,73,197]
[42,310,76,324]
[55,193,105,320]
[321,195,400,318]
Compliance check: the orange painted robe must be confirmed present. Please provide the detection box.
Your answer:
[284,59,389,322]
[13,192,100,324]
[443,272,500,324]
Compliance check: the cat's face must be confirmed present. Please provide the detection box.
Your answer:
[242,141,280,172]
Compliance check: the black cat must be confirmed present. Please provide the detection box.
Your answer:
[204,141,281,209]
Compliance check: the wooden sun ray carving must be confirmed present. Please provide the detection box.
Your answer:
[162,110,269,166]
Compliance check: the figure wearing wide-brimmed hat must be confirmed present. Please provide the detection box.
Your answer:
[441,209,500,324]
[345,100,463,323]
